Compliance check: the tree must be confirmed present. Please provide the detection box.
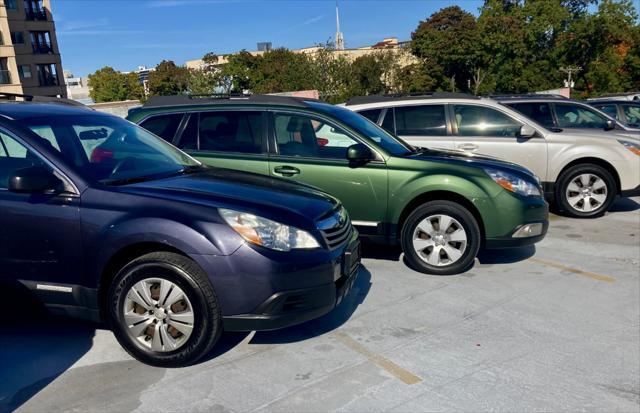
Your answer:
[219,50,259,93]
[88,67,143,103]
[147,60,190,96]
[251,48,315,94]
[411,6,482,92]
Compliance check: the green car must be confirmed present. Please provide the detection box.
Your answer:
[128,95,548,275]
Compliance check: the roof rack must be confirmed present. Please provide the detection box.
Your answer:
[142,94,314,109]
[345,92,479,106]
[489,93,569,100]
[0,92,88,108]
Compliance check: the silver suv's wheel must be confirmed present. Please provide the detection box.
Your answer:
[412,214,468,266]
[565,173,608,214]
[124,278,195,353]
[556,164,616,218]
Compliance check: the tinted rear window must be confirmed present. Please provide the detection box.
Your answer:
[394,105,447,136]
[140,113,184,142]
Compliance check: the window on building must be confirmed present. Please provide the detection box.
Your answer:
[36,64,58,87]
[30,31,52,53]
[24,0,46,20]
[18,65,32,79]
[10,31,24,44]
[5,0,18,10]
[0,58,11,85]
[394,105,447,136]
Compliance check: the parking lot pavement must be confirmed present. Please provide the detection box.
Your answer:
[2,197,639,413]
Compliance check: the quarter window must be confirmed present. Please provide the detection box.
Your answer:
[274,114,357,159]
[454,105,522,137]
[198,111,264,153]
[140,114,184,143]
[507,102,554,128]
[554,104,608,129]
[394,105,447,136]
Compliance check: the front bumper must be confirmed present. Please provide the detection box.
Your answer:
[193,229,361,332]
[484,220,549,249]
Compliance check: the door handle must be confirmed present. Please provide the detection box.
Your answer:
[273,166,300,177]
[457,143,479,151]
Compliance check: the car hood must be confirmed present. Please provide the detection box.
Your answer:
[409,147,538,179]
[121,168,340,226]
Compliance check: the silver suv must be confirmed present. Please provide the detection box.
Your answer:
[345,93,640,218]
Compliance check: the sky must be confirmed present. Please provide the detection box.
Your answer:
[53,0,483,77]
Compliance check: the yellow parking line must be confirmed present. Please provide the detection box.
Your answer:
[529,258,615,283]
[333,331,423,385]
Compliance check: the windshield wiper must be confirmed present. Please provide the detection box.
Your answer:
[103,175,159,186]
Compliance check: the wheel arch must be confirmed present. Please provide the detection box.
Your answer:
[396,190,487,247]
[556,157,621,194]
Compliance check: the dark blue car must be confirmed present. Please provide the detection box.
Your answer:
[0,102,360,367]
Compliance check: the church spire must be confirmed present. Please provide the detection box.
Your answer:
[335,0,345,50]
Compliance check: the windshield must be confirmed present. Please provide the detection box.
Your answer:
[307,101,413,156]
[22,114,200,185]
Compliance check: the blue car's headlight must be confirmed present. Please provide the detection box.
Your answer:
[484,168,541,197]
[219,208,320,251]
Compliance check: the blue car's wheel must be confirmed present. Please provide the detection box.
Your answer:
[108,252,221,367]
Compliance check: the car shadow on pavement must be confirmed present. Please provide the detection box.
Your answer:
[249,266,372,345]
[609,197,640,213]
[0,284,97,413]
[476,245,536,265]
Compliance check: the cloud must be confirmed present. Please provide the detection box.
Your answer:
[283,14,325,33]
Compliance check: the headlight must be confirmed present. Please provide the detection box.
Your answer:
[484,168,541,197]
[618,140,640,156]
[218,208,320,251]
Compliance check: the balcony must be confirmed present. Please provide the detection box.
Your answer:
[0,70,12,84]
[25,9,47,21]
[32,43,53,54]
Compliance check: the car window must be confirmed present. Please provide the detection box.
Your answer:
[394,105,447,136]
[140,113,184,143]
[358,109,382,123]
[29,125,61,151]
[454,105,522,137]
[381,108,395,134]
[177,114,198,150]
[507,102,554,128]
[554,104,608,129]
[198,111,264,154]
[21,114,199,184]
[274,113,357,159]
[622,105,640,126]
[595,104,619,120]
[0,131,48,189]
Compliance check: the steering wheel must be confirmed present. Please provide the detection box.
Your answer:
[110,157,137,177]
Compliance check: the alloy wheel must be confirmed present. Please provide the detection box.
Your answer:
[412,214,468,267]
[565,173,608,213]
[123,278,195,353]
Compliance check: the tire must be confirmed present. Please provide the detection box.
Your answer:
[401,201,481,275]
[555,164,616,218]
[107,252,222,367]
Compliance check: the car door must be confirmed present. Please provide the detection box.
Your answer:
[452,104,548,179]
[379,104,454,150]
[175,110,270,175]
[267,111,388,234]
[0,128,83,286]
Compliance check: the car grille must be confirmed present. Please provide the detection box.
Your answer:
[317,207,353,250]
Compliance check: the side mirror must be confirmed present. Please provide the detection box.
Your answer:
[518,125,537,139]
[8,166,63,194]
[604,120,615,131]
[346,143,373,163]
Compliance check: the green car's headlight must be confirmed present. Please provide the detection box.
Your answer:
[219,208,320,251]
[484,168,541,197]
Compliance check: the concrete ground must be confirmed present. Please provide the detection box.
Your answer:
[2,197,639,413]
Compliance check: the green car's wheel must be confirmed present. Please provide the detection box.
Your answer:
[401,201,481,275]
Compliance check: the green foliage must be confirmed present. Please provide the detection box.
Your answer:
[147,60,190,97]
[88,67,143,103]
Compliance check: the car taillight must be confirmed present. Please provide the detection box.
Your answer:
[317,138,329,146]
[91,148,114,163]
